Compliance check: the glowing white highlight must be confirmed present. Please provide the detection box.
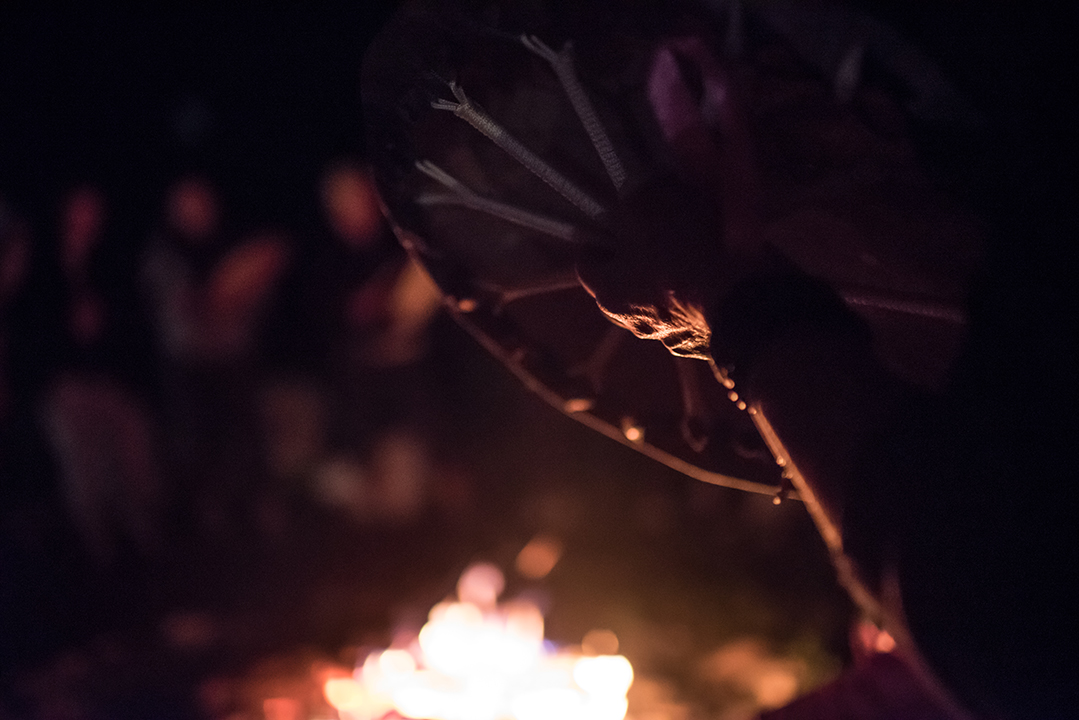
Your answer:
[324,562,633,720]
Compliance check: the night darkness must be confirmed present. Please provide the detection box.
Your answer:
[1,6,399,226]
[1,3,1075,719]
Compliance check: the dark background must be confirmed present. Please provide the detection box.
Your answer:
[1,3,1073,718]
[1,6,396,227]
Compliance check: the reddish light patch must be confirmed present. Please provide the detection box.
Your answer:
[322,163,384,248]
[167,178,219,243]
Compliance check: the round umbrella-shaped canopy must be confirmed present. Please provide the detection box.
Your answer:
[361,0,983,498]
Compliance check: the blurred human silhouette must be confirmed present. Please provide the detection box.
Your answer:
[38,186,163,566]
[262,162,443,526]
[1,199,31,431]
[142,177,289,538]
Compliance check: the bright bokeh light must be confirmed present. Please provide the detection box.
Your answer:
[754,670,799,709]
[324,678,366,710]
[875,631,896,653]
[380,648,418,675]
[620,418,644,443]
[323,562,633,720]
[514,535,562,580]
[572,655,634,696]
[511,687,582,720]
[457,563,504,608]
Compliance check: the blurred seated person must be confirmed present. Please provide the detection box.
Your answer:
[1,199,31,430]
[142,176,289,369]
[141,176,289,537]
[274,161,439,376]
[259,162,441,525]
[37,186,162,566]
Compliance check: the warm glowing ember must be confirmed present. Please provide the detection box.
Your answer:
[324,563,633,720]
[514,535,562,580]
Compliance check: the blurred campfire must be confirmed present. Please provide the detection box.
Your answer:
[190,546,840,720]
[2,160,847,718]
